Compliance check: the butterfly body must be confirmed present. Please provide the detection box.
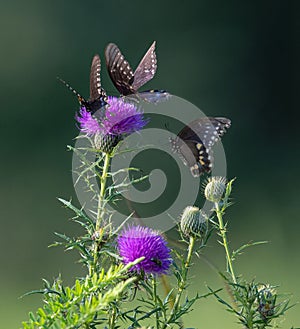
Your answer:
[80,97,107,115]
[170,117,231,177]
[59,54,107,115]
[105,42,170,103]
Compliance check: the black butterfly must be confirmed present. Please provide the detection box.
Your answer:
[105,41,170,103]
[170,117,231,177]
[58,54,107,115]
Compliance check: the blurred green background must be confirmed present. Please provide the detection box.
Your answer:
[1,0,299,328]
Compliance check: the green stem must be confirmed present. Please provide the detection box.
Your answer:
[105,303,117,329]
[96,152,111,230]
[152,276,160,329]
[164,236,195,328]
[90,153,111,276]
[215,202,237,284]
[160,274,175,308]
[108,303,117,329]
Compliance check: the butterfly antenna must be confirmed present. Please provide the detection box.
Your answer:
[57,76,86,104]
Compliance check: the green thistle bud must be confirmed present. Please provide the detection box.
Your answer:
[94,132,122,154]
[204,176,227,202]
[256,285,276,319]
[180,206,208,238]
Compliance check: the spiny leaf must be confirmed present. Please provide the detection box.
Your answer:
[232,240,268,259]
[57,198,94,226]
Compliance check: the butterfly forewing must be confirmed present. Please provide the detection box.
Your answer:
[172,117,231,177]
[105,41,170,103]
[105,43,134,95]
[59,54,107,115]
[132,41,157,90]
[180,117,230,148]
[80,54,107,115]
[89,54,106,101]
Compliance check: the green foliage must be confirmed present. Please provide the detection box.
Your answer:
[209,281,293,329]
[22,261,140,329]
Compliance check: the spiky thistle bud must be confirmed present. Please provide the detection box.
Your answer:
[256,285,276,319]
[204,176,227,203]
[180,206,208,238]
[94,132,122,154]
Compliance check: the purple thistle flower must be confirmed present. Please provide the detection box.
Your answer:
[76,96,148,137]
[76,106,100,136]
[102,96,148,135]
[117,226,172,275]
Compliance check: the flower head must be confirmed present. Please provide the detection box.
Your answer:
[101,96,148,135]
[76,96,148,137]
[117,226,172,275]
[76,97,148,153]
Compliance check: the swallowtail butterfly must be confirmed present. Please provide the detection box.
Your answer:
[170,117,231,177]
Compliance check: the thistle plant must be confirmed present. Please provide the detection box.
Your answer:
[22,97,208,327]
[205,177,294,329]
[21,43,297,329]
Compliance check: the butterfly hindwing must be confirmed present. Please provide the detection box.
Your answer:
[126,89,171,104]
[177,140,212,176]
[171,117,231,177]
[105,43,135,95]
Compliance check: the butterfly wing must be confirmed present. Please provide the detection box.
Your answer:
[105,43,135,95]
[125,89,171,104]
[81,54,108,115]
[172,117,231,177]
[105,42,170,104]
[58,55,107,116]
[89,54,106,101]
[132,41,157,90]
[173,138,211,176]
[181,117,230,146]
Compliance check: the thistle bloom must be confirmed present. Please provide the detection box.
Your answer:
[117,226,172,275]
[76,96,148,137]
